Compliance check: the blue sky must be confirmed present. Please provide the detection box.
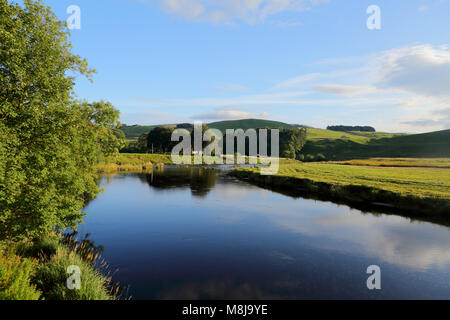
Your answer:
[39,0,450,132]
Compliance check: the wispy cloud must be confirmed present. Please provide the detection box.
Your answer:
[192,106,270,120]
[314,84,377,97]
[145,0,329,24]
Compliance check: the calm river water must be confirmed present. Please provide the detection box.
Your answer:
[79,168,450,299]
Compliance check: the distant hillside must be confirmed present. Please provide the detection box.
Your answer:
[120,120,450,160]
[120,125,156,139]
[301,129,450,160]
[208,119,293,133]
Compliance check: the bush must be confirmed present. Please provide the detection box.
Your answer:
[17,233,59,260]
[306,154,315,162]
[32,246,115,300]
[316,153,327,161]
[0,252,41,300]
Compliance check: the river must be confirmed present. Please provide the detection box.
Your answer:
[78,167,450,299]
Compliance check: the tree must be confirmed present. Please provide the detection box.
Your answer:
[0,0,123,240]
[147,126,175,153]
[136,133,149,153]
[279,128,307,159]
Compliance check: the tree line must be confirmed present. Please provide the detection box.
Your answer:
[122,125,307,160]
[327,125,376,132]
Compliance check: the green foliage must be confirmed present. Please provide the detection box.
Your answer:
[316,153,326,161]
[279,127,307,159]
[0,252,41,300]
[147,126,176,154]
[16,233,59,260]
[32,245,114,300]
[0,0,123,240]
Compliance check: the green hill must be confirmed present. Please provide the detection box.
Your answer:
[301,129,450,160]
[305,127,405,143]
[208,119,293,133]
[120,125,156,139]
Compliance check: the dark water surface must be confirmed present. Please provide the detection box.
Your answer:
[79,168,450,299]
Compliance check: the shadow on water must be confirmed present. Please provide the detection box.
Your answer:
[138,167,218,198]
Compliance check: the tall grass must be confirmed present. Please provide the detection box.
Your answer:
[0,252,41,300]
[1,233,120,300]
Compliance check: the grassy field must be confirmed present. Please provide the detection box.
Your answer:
[305,127,403,143]
[273,159,450,200]
[232,158,450,219]
[332,158,450,168]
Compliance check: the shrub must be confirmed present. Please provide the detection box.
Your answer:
[32,246,115,300]
[306,154,315,162]
[0,252,41,300]
[17,233,60,260]
[316,153,327,161]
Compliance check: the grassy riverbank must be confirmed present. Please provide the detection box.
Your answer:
[94,154,172,173]
[231,158,450,220]
[94,153,262,173]
[0,234,118,300]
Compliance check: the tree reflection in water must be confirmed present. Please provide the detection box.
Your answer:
[138,167,217,198]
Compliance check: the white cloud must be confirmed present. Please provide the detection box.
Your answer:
[193,106,270,120]
[152,0,329,24]
[273,67,370,90]
[314,84,376,97]
[375,45,450,98]
[271,44,450,131]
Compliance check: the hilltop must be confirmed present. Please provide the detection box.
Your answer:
[120,119,294,138]
[208,119,294,133]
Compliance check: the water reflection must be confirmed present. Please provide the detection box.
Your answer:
[139,167,217,198]
[80,169,450,299]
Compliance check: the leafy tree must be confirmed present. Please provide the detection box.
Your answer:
[136,133,149,153]
[147,126,175,153]
[279,128,307,159]
[0,0,123,240]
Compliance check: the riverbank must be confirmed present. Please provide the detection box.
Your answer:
[96,154,450,218]
[230,159,450,221]
[94,153,263,173]
[0,233,118,300]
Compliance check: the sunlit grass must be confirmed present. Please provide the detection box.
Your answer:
[238,158,450,201]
